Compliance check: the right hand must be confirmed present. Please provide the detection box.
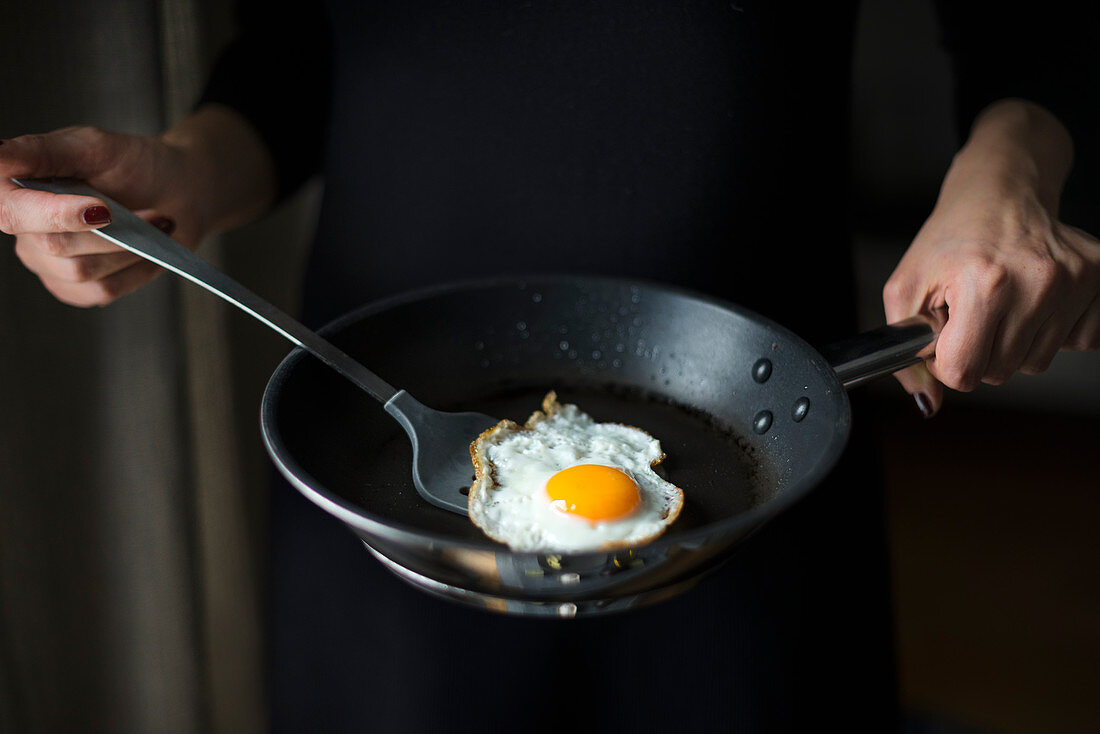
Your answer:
[1,107,277,307]
[0,125,208,306]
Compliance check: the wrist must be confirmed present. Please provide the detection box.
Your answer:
[943,99,1073,213]
[160,105,278,235]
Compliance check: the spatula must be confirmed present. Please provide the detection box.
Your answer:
[13,177,495,515]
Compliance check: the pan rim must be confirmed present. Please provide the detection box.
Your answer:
[259,273,852,557]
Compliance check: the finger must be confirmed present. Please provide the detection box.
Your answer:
[1019,313,1076,375]
[882,268,946,415]
[928,281,1007,392]
[1064,294,1100,352]
[0,180,113,234]
[882,269,924,324]
[15,236,143,283]
[0,127,125,181]
[981,302,1053,385]
[17,231,125,258]
[891,361,944,418]
[38,260,164,308]
[14,209,175,257]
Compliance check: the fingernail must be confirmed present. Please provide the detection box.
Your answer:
[82,205,111,225]
[150,216,176,235]
[914,392,933,418]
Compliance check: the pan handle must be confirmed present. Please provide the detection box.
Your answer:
[820,311,943,390]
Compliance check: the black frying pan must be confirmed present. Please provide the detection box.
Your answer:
[14,180,934,617]
[261,276,936,617]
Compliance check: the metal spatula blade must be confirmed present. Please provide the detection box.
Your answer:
[14,177,494,516]
[385,391,497,514]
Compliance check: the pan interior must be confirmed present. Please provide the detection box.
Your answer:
[264,278,848,549]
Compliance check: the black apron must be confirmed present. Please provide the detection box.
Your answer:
[216,2,899,730]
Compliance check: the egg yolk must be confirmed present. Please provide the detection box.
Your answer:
[546,464,641,522]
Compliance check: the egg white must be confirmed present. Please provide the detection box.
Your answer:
[468,392,684,552]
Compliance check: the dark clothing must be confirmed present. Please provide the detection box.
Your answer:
[203,3,890,732]
[266,419,896,733]
[199,1,1087,731]
[205,1,863,342]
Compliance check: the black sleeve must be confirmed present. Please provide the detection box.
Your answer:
[933,1,1100,227]
[198,0,333,201]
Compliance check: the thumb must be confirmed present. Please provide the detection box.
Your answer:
[892,361,943,418]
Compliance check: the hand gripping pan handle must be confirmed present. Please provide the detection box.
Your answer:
[13,177,400,403]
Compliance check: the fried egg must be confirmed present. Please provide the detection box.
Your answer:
[468,392,684,552]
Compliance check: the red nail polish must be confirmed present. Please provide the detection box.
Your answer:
[82,205,111,225]
[914,392,933,418]
[150,216,176,235]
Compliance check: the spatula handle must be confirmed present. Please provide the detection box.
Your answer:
[14,177,398,403]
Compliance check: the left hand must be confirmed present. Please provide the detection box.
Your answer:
[884,100,1100,417]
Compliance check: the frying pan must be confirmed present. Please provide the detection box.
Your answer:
[260,276,937,617]
[14,178,934,617]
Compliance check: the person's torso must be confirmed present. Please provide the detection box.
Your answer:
[305,0,860,346]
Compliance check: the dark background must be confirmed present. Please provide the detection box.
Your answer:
[850,4,1099,733]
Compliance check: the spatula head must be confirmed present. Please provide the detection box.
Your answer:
[384,390,499,515]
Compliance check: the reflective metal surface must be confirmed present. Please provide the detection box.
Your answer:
[364,541,731,617]
[823,313,941,389]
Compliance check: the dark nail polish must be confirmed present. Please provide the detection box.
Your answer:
[82,205,111,225]
[150,216,176,235]
[914,392,933,418]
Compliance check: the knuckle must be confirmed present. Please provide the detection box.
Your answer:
[15,133,53,169]
[937,363,977,392]
[20,132,49,148]
[40,232,70,256]
[982,263,1010,293]
[1019,360,1051,375]
[963,259,1009,298]
[75,126,116,166]
[881,277,906,305]
[69,125,108,149]
[1059,247,1086,283]
[66,257,97,282]
[80,125,108,141]
[1065,334,1099,352]
[94,274,134,303]
[91,279,120,302]
[50,204,70,233]
[0,198,17,234]
[69,289,108,308]
[1029,255,1062,292]
[87,290,115,306]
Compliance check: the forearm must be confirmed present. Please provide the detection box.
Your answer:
[942,99,1074,214]
[160,104,278,236]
